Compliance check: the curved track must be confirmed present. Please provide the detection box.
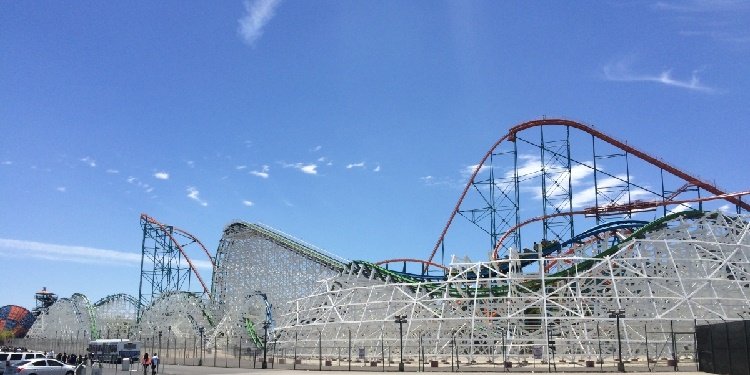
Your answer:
[140,214,212,296]
[428,118,750,265]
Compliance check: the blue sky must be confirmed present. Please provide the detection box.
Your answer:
[1,0,749,309]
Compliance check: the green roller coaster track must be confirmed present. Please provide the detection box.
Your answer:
[346,210,707,300]
[244,318,264,348]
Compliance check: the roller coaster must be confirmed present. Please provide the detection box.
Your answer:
[25,119,750,367]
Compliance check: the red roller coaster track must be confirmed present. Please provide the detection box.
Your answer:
[140,213,214,297]
[427,118,750,265]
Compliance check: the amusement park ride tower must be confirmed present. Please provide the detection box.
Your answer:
[31,287,57,317]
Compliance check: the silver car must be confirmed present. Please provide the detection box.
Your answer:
[8,359,76,375]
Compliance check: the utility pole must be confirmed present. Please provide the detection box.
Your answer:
[394,315,407,372]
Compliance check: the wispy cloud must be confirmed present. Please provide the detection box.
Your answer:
[346,162,365,169]
[281,162,318,175]
[250,165,270,178]
[312,145,322,152]
[373,165,381,172]
[421,175,455,187]
[317,156,333,166]
[186,186,208,206]
[56,186,66,193]
[0,238,212,269]
[106,169,119,174]
[80,156,96,167]
[242,200,254,207]
[186,160,195,168]
[237,0,282,46]
[462,163,491,177]
[236,165,247,170]
[154,171,170,180]
[1,161,12,165]
[127,176,154,193]
[603,58,716,93]
[653,0,749,13]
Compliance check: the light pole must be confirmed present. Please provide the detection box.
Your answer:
[501,328,507,370]
[167,326,171,363]
[394,315,407,372]
[262,320,271,369]
[198,326,204,366]
[608,308,626,372]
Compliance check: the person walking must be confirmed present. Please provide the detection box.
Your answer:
[151,353,159,374]
[141,353,151,375]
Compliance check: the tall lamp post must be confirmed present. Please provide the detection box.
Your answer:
[262,320,271,369]
[198,326,204,366]
[394,315,407,372]
[608,308,626,372]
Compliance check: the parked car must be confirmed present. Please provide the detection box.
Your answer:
[0,352,46,374]
[8,359,76,375]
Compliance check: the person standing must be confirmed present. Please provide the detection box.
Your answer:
[141,353,151,375]
[151,353,159,374]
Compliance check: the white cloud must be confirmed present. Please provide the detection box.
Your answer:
[463,163,490,176]
[1,161,12,165]
[300,164,317,175]
[346,162,365,169]
[373,165,381,172]
[237,0,282,46]
[317,157,333,166]
[312,145,322,152]
[0,238,212,269]
[669,203,693,214]
[281,162,318,175]
[56,186,66,193]
[653,0,749,13]
[504,155,543,182]
[250,165,270,178]
[236,165,247,170]
[719,204,732,212]
[127,176,153,193]
[570,175,652,208]
[187,186,208,207]
[80,156,96,167]
[242,200,255,207]
[603,59,716,93]
[154,171,170,180]
[421,175,455,187]
[106,169,119,174]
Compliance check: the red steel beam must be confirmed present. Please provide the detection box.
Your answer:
[427,119,750,264]
[141,213,212,298]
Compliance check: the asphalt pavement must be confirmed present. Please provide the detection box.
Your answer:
[87,363,708,375]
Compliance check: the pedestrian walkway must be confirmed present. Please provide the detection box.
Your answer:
[90,363,708,375]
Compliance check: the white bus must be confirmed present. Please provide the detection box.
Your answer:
[87,339,141,364]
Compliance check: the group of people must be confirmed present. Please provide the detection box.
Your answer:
[45,351,85,365]
[141,352,159,375]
